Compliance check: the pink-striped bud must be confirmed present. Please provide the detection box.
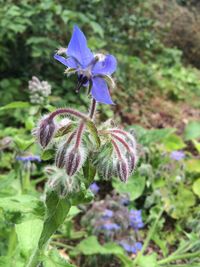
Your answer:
[117,158,129,182]
[55,142,69,168]
[65,147,85,176]
[127,150,137,173]
[37,117,56,148]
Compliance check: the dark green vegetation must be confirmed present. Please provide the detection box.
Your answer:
[0,1,200,267]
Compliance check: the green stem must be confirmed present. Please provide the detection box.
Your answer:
[158,250,200,265]
[133,208,164,265]
[7,227,17,257]
[50,241,74,250]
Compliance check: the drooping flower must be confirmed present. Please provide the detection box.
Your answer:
[170,150,185,161]
[54,25,117,104]
[99,222,120,231]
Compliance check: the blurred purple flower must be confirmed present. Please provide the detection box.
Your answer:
[129,210,144,230]
[100,222,120,231]
[170,151,185,161]
[54,25,117,104]
[119,240,142,254]
[89,182,100,194]
[16,155,41,163]
[102,209,113,218]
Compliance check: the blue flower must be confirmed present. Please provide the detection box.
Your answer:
[89,182,100,194]
[16,155,41,163]
[129,210,144,230]
[100,222,120,231]
[54,25,117,105]
[170,151,185,161]
[119,240,142,254]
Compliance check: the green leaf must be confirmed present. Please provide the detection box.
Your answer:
[82,158,96,188]
[138,254,159,267]
[192,178,200,198]
[43,249,75,267]
[38,191,71,248]
[16,219,43,258]
[185,159,200,173]
[41,149,54,161]
[0,101,30,111]
[163,134,185,151]
[184,121,200,140]
[86,120,101,148]
[113,174,145,201]
[0,195,44,217]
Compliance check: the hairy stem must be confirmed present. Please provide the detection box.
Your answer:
[74,121,85,149]
[89,98,97,119]
[158,250,200,265]
[49,108,88,120]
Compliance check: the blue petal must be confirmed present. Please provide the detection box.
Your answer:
[54,54,77,68]
[91,77,114,104]
[92,55,117,75]
[67,25,94,67]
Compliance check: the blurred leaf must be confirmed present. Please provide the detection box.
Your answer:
[138,253,158,267]
[14,136,34,151]
[185,159,200,173]
[184,121,200,140]
[113,174,145,201]
[163,134,185,151]
[192,178,200,198]
[0,101,30,111]
[43,249,75,267]
[16,219,43,258]
[192,140,200,153]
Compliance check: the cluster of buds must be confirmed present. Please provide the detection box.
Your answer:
[96,127,138,182]
[35,98,138,187]
[28,76,51,105]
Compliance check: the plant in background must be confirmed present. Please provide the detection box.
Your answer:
[26,25,138,267]
[81,194,143,255]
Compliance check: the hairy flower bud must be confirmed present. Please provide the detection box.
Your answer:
[37,116,56,148]
[55,142,69,168]
[65,147,85,176]
[117,158,129,182]
[127,150,137,173]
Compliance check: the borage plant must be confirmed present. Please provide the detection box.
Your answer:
[28,25,138,267]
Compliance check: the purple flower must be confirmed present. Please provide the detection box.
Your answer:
[16,155,41,163]
[89,182,100,194]
[102,209,113,218]
[119,240,142,254]
[170,151,185,161]
[100,222,120,231]
[129,210,144,230]
[54,25,117,105]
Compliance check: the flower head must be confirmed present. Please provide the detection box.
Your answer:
[129,210,144,230]
[170,151,185,161]
[54,25,117,104]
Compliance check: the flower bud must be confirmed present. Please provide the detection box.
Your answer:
[55,142,69,168]
[65,147,85,176]
[117,158,129,182]
[127,150,137,173]
[38,116,56,148]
